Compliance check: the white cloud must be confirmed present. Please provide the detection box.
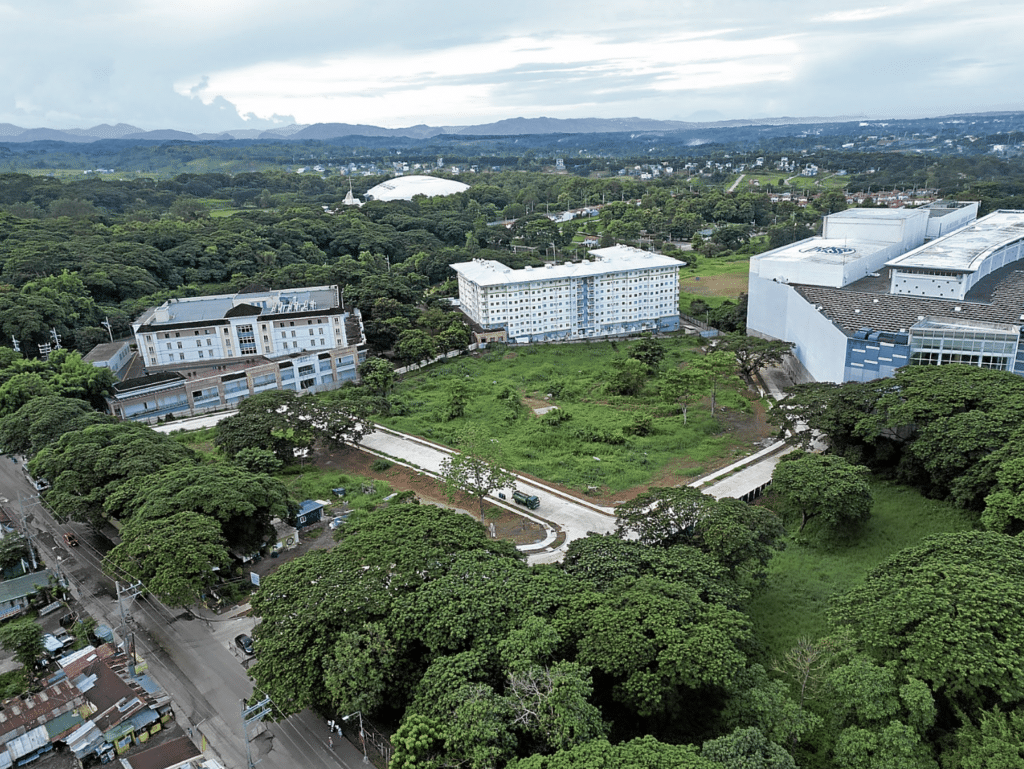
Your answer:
[179,31,800,126]
[0,0,1022,130]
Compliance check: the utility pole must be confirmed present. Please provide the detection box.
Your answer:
[241,696,273,769]
[342,711,370,763]
[116,580,145,651]
[17,494,39,570]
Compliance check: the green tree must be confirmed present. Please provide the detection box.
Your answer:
[614,486,719,547]
[572,573,751,717]
[629,335,666,372]
[719,334,794,383]
[696,349,736,413]
[441,378,470,422]
[440,450,515,522]
[32,422,197,528]
[701,727,797,769]
[395,329,436,365]
[771,453,872,538]
[660,368,707,425]
[947,708,1024,769]
[0,617,43,670]
[607,357,648,397]
[0,533,29,572]
[104,511,232,607]
[0,395,108,457]
[830,531,1024,711]
[505,662,606,753]
[249,504,517,718]
[103,462,288,553]
[359,356,396,399]
[506,735,720,769]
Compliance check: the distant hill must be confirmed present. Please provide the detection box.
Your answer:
[0,114,875,143]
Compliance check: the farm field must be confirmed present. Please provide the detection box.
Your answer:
[378,335,774,498]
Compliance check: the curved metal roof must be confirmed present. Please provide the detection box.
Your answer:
[365,175,470,201]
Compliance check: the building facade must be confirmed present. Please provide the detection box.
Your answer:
[746,204,1024,383]
[133,286,357,368]
[451,245,682,343]
[107,285,365,422]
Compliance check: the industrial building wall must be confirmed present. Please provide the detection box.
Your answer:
[747,272,849,382]
[823,210,928,250]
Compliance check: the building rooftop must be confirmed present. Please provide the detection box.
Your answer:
[134,286,341,328]
[754,237,893,269]
[452,246,683,287]
[826,207,925,222]
[0,569,53,605]
[795,268,1024,335]
[886,209,1024,273]
[365,175,470,201]
[82,339,130,364]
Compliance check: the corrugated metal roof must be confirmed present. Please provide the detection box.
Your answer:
[45,709,84,740]
[0,570,53,604]
[5,725,49,759]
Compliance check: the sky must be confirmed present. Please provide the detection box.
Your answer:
[1,0,1022,132]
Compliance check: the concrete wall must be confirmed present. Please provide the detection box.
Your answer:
[747,271,849,383]
[823,209,928,250]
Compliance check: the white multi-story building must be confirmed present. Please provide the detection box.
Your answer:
[452,246,682,343]
[110,286,366,422]
[133,286,358,368]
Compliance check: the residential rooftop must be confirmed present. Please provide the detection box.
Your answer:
[452,245,683,287]
[134,286,341,327]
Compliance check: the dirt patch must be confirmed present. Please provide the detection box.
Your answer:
[683,273,748,300]
[318,446,550,547]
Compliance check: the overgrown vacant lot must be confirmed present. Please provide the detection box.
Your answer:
[747,479,975,660]
[378,336,773,496]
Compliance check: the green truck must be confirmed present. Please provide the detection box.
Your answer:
[512,490,540,510]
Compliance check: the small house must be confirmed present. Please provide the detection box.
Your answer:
[295,500,328,530]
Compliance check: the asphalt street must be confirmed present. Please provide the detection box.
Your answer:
[0,456,366,769]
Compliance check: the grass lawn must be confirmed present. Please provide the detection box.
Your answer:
[379,335,772,496]
[747,478,976,661]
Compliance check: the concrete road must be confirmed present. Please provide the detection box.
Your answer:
[360,426,617,563]
[0,456,367,769]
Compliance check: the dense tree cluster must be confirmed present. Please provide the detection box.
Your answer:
[250,496,789,767]
[769,365,1024,530]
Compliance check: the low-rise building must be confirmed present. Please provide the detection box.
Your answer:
[104,285,365,422]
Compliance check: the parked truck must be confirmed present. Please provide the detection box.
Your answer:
[512,490,540,510]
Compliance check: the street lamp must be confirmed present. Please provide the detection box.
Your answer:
[342,711,370,763]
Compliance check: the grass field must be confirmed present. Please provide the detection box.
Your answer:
[379,336,772,496]
[747,479,975,661]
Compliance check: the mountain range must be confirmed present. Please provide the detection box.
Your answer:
[0,115,875,143]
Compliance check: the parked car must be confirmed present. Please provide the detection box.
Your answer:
[235,634,254,655]
[63,532,79,547]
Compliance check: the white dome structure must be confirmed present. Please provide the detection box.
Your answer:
[364,175,470,202]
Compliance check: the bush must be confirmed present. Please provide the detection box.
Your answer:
[370,459,393,472]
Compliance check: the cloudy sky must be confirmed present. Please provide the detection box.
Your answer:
[1,0,1021,132]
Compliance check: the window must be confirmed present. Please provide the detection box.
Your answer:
[236,324,257,355]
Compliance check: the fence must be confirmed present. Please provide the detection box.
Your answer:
[340,715,394,768]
